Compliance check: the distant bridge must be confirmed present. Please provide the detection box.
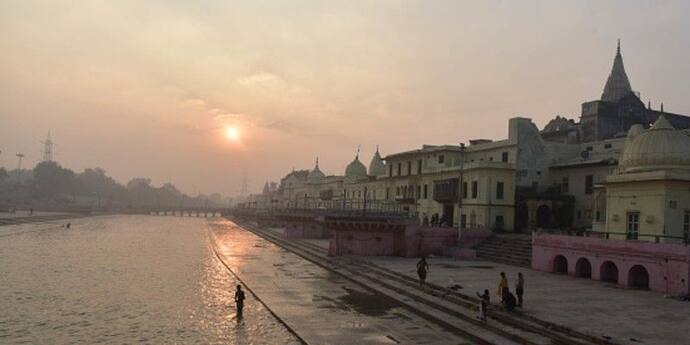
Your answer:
[145,207,230,218]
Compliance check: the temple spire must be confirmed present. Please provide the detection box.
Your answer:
[601,40,633,102]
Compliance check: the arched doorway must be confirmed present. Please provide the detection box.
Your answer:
[553,255,568,274]
[600,261,619,283]
[628,265,650,289]
[575,258,592,278]
[537,205,551,228]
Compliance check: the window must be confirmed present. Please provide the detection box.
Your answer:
[604,143,612,149]
[438,155,445,164]
[496,182,504,200]
[462,182,468,199]
[596,211,601,221]
[417,160,422,174]
[407,161,412,175]
[397,163,401,176]
[577,210,582,219]
[586,146,593,151]
[585,175,593,194]
[562,176,569,193]
[501,152,509,163]
[626,212,640,240]
[389,165,393,177]
[396,186,400,196]
[416,185,421,199]
[423,184,428,199]
[385,188,390,200]
[471,181,478,198]
[460,214,467,229]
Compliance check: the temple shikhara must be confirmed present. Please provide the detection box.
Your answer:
[239,42,690,295]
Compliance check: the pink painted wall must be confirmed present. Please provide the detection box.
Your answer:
[328,225,458,258]
[282,221,329,239]
[330,230,405,256]
[457,228,492,248]
[403,226,458,257]
[532,232,690,295]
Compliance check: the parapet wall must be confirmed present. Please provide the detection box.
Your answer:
[532,232,690,295]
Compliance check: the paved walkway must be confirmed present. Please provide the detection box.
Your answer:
[261,230,690,345]
[364,256,689,345]
[211,220,473,345]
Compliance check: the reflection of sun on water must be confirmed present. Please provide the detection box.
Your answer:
[225,127,240,141]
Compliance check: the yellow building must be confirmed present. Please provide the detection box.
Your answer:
[596,116,690,243]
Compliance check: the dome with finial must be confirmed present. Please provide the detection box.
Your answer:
[368,146,386,176]
[345,150,367,179]
[620,115,690,173]
[307,157,325,181]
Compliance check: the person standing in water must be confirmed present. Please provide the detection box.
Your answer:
[515,272,524,308]
[497,272,508,299]
[417,257,429,286]
[234,285,246,317]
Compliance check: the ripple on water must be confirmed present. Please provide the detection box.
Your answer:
[0,216,301,345]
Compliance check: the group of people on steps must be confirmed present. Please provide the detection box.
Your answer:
[417,257,525,321]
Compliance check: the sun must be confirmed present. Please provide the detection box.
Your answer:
[225,127,240,141]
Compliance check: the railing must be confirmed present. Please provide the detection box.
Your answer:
[231,198,417,220]
[540,228,689,245]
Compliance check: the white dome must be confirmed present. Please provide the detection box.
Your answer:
[368,147,386,176]
[620,116,690,173]
[345,155,367,179]
[307,158,325,181]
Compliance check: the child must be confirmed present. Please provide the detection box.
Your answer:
[476,289,490,321]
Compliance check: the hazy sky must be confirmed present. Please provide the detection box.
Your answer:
[1,1,689,196]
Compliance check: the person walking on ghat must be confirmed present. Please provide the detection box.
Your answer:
[234,285,246,317]
[515,272,525,308]
[497,272,509,298]
[502,287,517,312]
[476,289,490,321]
[417,257,429,286]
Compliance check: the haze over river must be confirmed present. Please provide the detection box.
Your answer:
[0,215,300,345]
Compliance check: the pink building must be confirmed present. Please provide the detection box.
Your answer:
[532,232,690,295]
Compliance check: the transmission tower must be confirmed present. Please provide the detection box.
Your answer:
[16,153,24,184]
[41,131,54,162]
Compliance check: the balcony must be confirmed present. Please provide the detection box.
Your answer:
[433,178,459,203]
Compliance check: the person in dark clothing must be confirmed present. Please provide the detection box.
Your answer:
[515,272,524,307]
[502,287,516,312]
[417,257,429,286]
[234,285,246,317]
[476,289,490,321]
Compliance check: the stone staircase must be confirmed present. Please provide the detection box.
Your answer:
[474,234,532,267]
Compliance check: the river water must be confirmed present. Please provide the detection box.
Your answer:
[0,215,300,345]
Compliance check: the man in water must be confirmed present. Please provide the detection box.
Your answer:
[417,257,429,287]
[234,285,246,317]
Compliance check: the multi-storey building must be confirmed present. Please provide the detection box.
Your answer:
[247,42,690,235]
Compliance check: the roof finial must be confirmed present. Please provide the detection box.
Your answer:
[376,145,379,153]
[661,102,664,112]
[647,100,651,110]
[356,145,360,159]
[315,156,319,168]
[617,39,620,55]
